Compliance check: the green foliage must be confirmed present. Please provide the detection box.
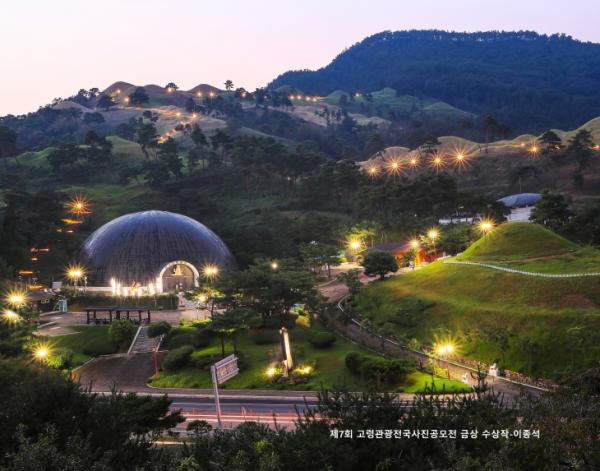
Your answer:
[81,337,113,356]
[147,321,172,338]
[459,221,576,261]
[362,251,399,279]
[271,30,600,133]
[0,359,182,470]
[344,352,412,387]
[249,329,280,345]
[163,345,194,371]
[108,320,135,351]
[530,192,572,232]
[309,331,336,348]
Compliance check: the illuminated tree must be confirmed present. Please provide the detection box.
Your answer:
[362,251,398,280]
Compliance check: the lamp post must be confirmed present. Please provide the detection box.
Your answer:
[427,229,439,259]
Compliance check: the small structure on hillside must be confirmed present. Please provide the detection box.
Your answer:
[497,193,541,222]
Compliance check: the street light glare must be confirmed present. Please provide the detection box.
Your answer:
[2,309,22,324]
[410,239,420,249]
[203,264,219,279]
[271,262,279,270]
[428,229,439,240]
[5,289,28,308]
[479,219,495,234]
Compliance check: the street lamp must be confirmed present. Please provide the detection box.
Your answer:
[2,309,22,325]
[66,264,85,287]
[33,344,51,364]
[427,228,439,258]
[478,219,495,234]
[5,289,27,310]
[203,264,219,281]
[271,261,279,270]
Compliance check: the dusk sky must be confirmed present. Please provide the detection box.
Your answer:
[2,0,599,115]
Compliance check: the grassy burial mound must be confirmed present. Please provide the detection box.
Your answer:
[356,222,600,378]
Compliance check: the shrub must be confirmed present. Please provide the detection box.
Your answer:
[108,320,136,351]
[82,338,113,356]
[250,329,280,345]
[345,352,364,374]
[47,348,74,369]
[166,333,194,349]
[192,329,212,348]
[191,352,222,370]
[309,331,336,349]
[162,345,193,371]
[148,321,172,338]
[345,352,413,385]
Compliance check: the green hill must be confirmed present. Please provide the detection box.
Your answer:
[356,223,600,379]
[458,222,578,262]
[322,87,474,121]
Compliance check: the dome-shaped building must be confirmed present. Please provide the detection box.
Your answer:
[81,211,236,293]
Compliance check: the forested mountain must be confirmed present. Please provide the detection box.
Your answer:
[270,30,600,133]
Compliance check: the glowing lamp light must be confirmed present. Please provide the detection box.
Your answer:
[479,219,495,234]
[197,293,208,304]
[435,342,455,356]
[197,91,203,97]
[2,309,22,324]
[68,195,91,216]
[349,240,362,252]
[428,229,439,240]
[271,262,279,270]
[266,366,277,378]
[410,158,418,166]
[203,264,219,279]
[34,345,51,363]
[6,290,27,308]
[529,145,539,154]
[124,97,130,103]
[410,239,420,249]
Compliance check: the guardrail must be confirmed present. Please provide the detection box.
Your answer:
[444,260,600,278]
[335,295,551,392]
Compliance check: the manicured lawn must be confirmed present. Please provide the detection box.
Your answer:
[403,372,471,393]
[50,325,115,367]
[150,320,458,392]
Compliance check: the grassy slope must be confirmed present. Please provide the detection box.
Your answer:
[357,223,600,378]
[458,222,578,261]
[323,87,474,119]
[50,325,114,366]
[150,320,468,392]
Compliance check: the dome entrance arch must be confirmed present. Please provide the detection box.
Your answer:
[156,261,199,293]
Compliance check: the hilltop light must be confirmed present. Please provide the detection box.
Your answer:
[197,91,203,97]
[478,219,495,234]
[529,145,539,154]
[385,158,402,176]
[68,195,90,216]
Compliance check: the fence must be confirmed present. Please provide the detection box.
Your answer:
[329,296,553,392]
[444,260,600,279]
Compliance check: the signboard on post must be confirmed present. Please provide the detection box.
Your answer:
[210,354,239,429]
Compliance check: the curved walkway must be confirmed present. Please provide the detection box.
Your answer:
[443,260,600,278]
